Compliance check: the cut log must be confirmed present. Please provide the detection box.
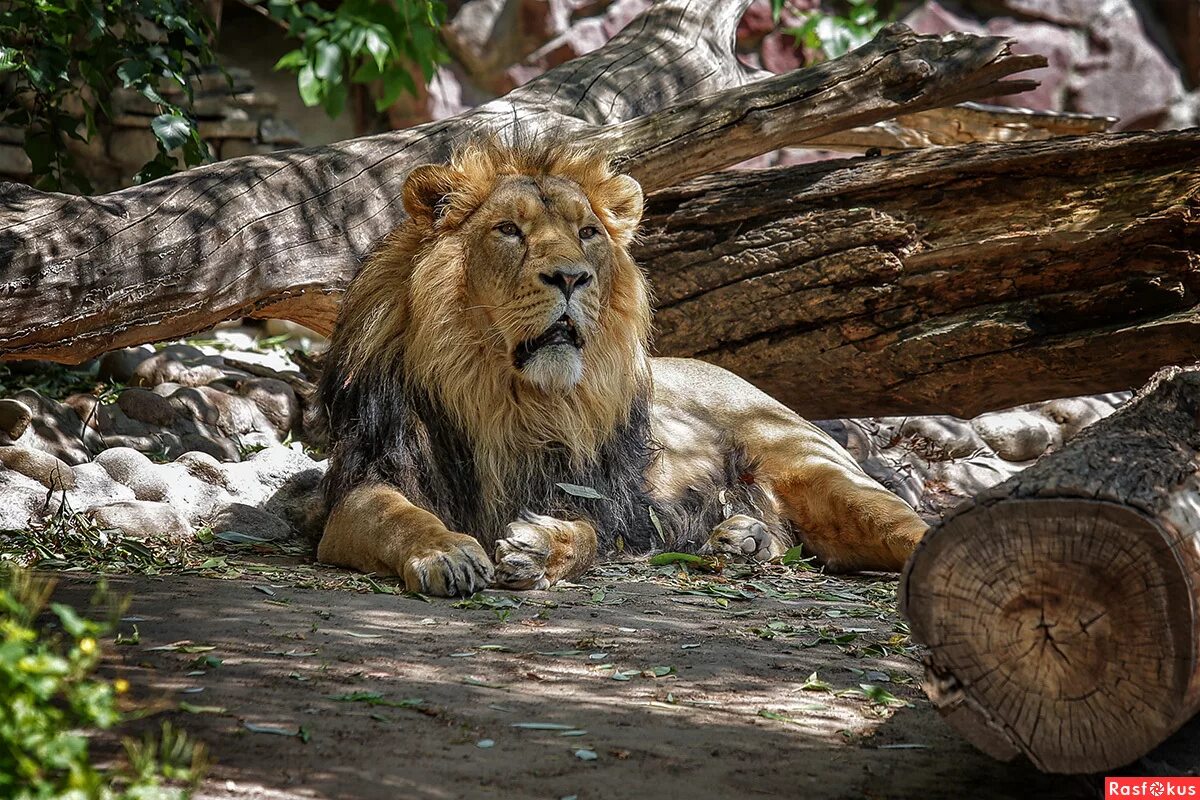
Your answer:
[0,15,1044,364]
[640,129,1200,419]
[900,364,1200,774]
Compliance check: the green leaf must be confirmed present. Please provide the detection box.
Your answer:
[0,47,19,74]
[321,79,347,118]
[364,27,391,72]
[297,64,321,106]
[313,40,343,81]
[800,672,833,692]
[150,113,192,152]
[116,59,149,88]
[375,67,415,111]
[647,552,706,567]
[555,483,608,500]
[273,49,308,71]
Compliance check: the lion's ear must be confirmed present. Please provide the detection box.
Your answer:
[403,164,456,225]
[600,174,644,239]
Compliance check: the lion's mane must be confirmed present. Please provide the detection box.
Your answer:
[316,140,667,550]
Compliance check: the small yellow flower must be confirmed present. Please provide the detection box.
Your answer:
[78,637,97,656]
[113,678,129,694]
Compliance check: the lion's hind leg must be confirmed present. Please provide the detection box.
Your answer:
[699,514,789,562]
[769,458,928,572]
[493,514,598,590]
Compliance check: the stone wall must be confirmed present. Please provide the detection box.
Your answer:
[0,66,304,193]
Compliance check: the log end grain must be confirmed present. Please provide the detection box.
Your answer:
[902,498,1197,773]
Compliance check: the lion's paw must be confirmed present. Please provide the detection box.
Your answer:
[700,514,779,563]
[493,516,557,590]
[402,533,494,597]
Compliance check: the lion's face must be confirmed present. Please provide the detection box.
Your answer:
[455,173,622,392]
[331,141,651,467]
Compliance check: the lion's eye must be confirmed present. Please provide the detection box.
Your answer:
[579,225,600,241]
[496,222,522,238]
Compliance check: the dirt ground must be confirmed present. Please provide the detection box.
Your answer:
[43,548,1199,800]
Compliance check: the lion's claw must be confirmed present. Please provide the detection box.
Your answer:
[493,517,554,590]
[402,534,494,597]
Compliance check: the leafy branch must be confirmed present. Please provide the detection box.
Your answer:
[260,0,448,119]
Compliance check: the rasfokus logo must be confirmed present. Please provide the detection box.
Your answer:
[1107,778,1200,798]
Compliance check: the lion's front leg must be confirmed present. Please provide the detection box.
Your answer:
[318,483,494,597]
[493,514,598,590]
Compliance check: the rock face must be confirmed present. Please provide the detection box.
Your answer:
[0,342,324,543]
[904,0,1190,129]
[817,393,1128,519]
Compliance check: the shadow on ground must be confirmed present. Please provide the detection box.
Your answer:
[48,565,1186,800]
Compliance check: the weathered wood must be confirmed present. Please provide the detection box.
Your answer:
[640,129,1200,419]
[807,102,1115,153]
[0,15,1044,364]
[900,364,1200,774]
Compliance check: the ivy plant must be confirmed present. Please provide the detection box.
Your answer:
[0,0,445,193]
[0,0,218,192]
[771,0,891,61]
[263,0,448,119]
[0,567,206,799]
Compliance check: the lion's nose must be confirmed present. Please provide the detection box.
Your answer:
[540,266,593,300]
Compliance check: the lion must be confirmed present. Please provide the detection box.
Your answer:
[314,139,929,596]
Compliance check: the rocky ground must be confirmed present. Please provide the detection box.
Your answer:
[3,325,1178,799]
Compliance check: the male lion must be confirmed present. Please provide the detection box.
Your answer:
[315,140,928,596]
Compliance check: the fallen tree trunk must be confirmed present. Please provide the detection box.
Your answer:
[641,129,1200,419]
[806,101,1114,153]
[0,13,1043,364]
[900,364,1200,774]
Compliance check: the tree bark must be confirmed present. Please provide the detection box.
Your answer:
[640,129,1200,420]
[899,364,1200,774]
[806,101,1114,153]
[0,11,1043,365]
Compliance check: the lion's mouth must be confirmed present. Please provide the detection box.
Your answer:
[514,315,582,368]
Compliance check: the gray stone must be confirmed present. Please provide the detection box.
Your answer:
[174,450,231,490]
[89,500,192,542]
[131,351,229,388]
[107,128,162,169]
[209,502,295,541]
[971,410,1057,462]
[198,115,259,140]
[117,388,179,427]
[94,447,172,501]
[258,117,301,145]
[68,462,137,510]
[99,346,156,383]
[0,143,32,176]
[0,446,75,490]
[0,470,47,530]
[899,416,990,460]
[239,378,299,434]
[0,398,32,441]
[218,140,278,159]
[1034,396,1116,441]
[1067,1,1184,129]
[11,390,100,464]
